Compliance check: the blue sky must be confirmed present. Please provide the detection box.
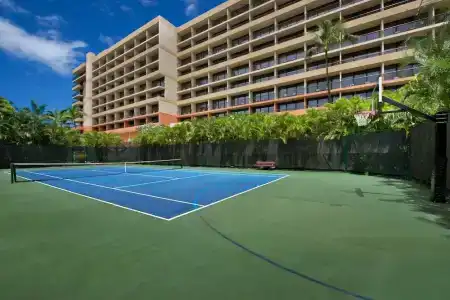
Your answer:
[0,0,224,110]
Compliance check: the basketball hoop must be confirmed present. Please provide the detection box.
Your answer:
[354,111,375,127]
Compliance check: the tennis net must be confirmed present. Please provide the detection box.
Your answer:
[10,159,183,183]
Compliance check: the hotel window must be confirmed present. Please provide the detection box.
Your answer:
[278,49,304,64]
[196,77,208,86]
[253,58,274,70]
[278,66,304,78]
[196,50,208,60]
[278,14,305,30]
[384,16,425,36]
[212,98,227,109]
[212,57,227,65]
[196,102,208,112]
[196,89,208,97]
[253,25,275,39]
[278,31,303,44]
[279,101,304,111]
[231,79,249,88]
[212,43,227,54]
[253,40,275,52]
[343,4,380,21]
[308,0,339,19]
[213,71,227,81]
[384,41,407,54]
[230,5,249,17]
[212,85,227,93]
[231,49,249,59]
[180,93,191,100]
[342,90,373,99]
[231,109,249,114]
[180,57,191,66]
[253,89,275,102]
[307,97,328,108]
[232,35,250,47]
[231,94,249,106]
[180,82,192,90]
[307,78,327,93]
[384,64,419,80]
[231,65,249,76]
[253,72,274,83]
[341,47,381,63]
[279,83,304,98]
[341,68,381,87]
[254,105,274,113]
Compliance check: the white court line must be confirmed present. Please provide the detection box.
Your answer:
[116,173,211,188]
[14,174,171,221]
[166,168,287,177]
[168,175,290,221]
[89,169,174,179]
[22,170,202,207]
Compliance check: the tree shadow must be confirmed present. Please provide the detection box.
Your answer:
[376,179,450,230]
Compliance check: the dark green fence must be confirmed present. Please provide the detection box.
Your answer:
[0,125,440,186]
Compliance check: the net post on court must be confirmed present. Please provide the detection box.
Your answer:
[10,159,183,184]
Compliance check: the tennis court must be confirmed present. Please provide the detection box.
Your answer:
[11,159,288,220]
[2,163,450,300]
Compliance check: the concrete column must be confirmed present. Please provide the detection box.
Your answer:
[83,52,95,130]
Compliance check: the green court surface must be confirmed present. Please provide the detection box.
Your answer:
[1,169,450,300]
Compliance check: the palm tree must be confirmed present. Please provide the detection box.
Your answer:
[405,23,450,111]
[30,100,47,117]
[64,106,83,128]
[47,109,68,127]
[307,20,357,103]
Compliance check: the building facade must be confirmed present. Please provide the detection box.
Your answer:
[72,0,447,140]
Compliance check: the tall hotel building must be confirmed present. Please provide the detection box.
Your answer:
[72,0,447,140]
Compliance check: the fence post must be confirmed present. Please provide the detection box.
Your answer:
[431,111,448,203]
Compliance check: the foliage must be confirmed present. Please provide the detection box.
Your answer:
[134,96,379,145]
[405,23,450,111]
[0,98,121,147]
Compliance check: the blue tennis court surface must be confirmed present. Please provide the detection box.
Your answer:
[16,166,288,220]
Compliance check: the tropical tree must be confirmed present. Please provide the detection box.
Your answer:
[308,20,357,103]
[64,106,83,128]
[47,109,68,127]
[405,23,450,111]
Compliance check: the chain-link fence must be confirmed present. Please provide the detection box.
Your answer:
[0,125,443,187]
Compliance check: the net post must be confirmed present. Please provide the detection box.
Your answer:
[431,111,448,203]
[10,163,15,184]
[124,162,127,173]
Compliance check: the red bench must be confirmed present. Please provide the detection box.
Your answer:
[254,160,276,170]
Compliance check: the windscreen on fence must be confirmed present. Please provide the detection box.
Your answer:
[0,125,442,188]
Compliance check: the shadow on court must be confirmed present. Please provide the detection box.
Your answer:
[348,179,450,230]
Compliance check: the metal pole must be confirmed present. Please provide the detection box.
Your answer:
[431,111,448,203]
[10,163,15,184]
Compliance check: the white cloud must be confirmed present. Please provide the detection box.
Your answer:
[99,34,116,47]
[0,18,87,75]
[36,15,66,28]
[139,0,157,6]
[120,4,132,12]
[183,0,198,17]
[0,0,29,14]
[93,1,114,16]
